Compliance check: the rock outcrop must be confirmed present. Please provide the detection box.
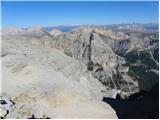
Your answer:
[1,28,117,118]
[49,29,63,36]
[1,25,158,118]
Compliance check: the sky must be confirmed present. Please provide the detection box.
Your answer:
[1,1,159,28]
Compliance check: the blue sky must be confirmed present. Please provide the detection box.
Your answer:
[1,1,159,28]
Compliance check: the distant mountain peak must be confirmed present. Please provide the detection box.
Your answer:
[49,29,63,36]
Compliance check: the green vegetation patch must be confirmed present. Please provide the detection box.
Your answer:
[124,50,159,91]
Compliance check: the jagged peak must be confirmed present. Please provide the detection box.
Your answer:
[70,26,129,40]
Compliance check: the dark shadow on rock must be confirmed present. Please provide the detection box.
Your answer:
[103,83,159,119]
[28,114,50,119]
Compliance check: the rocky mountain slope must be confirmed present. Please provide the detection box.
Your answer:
[47,26,158,94]
[0,25,159,118]
[1,27,117,118]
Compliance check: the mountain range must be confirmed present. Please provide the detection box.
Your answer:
[0,23,159,118]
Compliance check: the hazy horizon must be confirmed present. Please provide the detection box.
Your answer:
[1,22,159,29]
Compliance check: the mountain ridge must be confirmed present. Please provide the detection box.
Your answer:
[1,24,159,118]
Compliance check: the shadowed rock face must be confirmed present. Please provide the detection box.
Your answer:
[112,39,131,55]
[103,83,159,119]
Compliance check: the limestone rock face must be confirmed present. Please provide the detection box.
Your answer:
[49,27,138,94]
[50,26,158,95]
[1,28,117,118]
[1,25,158,118]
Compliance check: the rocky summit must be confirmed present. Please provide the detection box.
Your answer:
[0,24,159,118]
